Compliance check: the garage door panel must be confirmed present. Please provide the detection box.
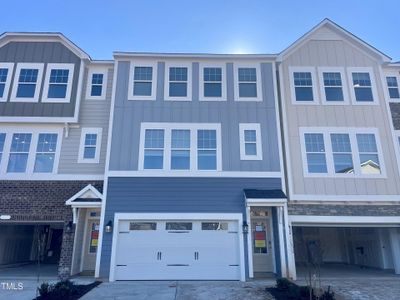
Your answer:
[113,219,241,280]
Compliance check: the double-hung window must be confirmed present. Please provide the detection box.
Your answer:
[11,63,44,102]
[331,134,353,173]
[200,65,226,101]
[0,133,5,165]
[304,133,327,173]
[42,64,74,102]
[143,129,165,169]
[348,68,377,103]
[290,67,317,103]
[7,133,32,173]
[78,128,102,163]
[197,129,217,170]
[386,76,400,99]
[34,134,58,173]
[165,64,191,100]
[356,134,381,174]
[129,62,157,100]
[86,67,108,100]
[318,67,348,103]
[140,124,221,171]
[235,65,262,101]
[171,130,190,170]
[239,124,262,160]
[0,63,14,101]
[301,128,384,177]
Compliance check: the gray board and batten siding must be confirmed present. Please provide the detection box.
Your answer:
[57,66,113,174]
[0,41,81,118]
[109,60,281,173]
[99,176,283,278]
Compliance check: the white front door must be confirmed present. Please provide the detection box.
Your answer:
[114,219,241,280]
[251,209,275,273]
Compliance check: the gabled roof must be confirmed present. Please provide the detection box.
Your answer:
[277,18,391,63]
[0,32,91,60]
[65,184,103,207]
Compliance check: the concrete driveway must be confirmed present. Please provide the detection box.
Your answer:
[80,281,276,300]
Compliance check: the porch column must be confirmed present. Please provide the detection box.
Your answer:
[277,206,287,277]
[284,204,296,280]
[389,228,400,274]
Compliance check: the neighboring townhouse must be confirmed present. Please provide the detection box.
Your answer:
[0,33,113,279]
[96,53,290,281]
[277,19,400,279]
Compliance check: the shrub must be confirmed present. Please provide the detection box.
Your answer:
[51,280,77,299]
[276,278,293,291]
[37,282,50,297]
[320,286,335,300]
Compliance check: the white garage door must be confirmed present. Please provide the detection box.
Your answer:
[113,220,241,280]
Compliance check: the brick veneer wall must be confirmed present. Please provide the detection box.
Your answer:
[0,180,103,279]
[288,204,400,216]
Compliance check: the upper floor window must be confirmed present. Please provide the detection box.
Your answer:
[304,133,327,173]
[171,129,190,170]
[239,123,262,160]
[0,63,14,101]
[300,128,384,177]
[0,133,5,165]
[165,63,192,101]
[11,63,44,102]
[289,67,317,104]
[86,67,108,100]
[348,68,377,104]
[7,133,32,173]
[140,123,221,171]
[34,134,58,173]
[318,67,348,104]
[386,76,400,99]
[42,64,74,103]
[128,62,157,100]
[199,64,226,101]
[0,129,61,175]
[234,64,262,101]
[78,128,102,164]
[143,129,164,169]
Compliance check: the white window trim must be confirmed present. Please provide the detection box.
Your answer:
[0,63,14,102]
[42,63,74,103]
[138,123,222,171]
[86,67,108,100]
[383,71,400,103]
[299,127,386,178]
[233,63,262,102]
[0,127,63,176]
[78,128,103,164]
[164,62,192,101]
[199,63,227,101]
[289,66,319,105]
[239,123,262,160]
[347,67,379,105]
[128,61,157,101]
[317,67,350,105]
[10,63,44,103]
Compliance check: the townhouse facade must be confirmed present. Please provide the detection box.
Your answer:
[0,33,112,278]
[0,19,399,282]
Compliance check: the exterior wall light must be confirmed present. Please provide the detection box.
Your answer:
[66,221,74,233]
[106,220,113,233]
[242,221,249,234]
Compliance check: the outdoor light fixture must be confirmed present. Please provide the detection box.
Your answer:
[66,221,73,232]
[242,221,249,234]
[105,220,113,233]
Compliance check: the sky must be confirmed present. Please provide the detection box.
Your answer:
[1,0,399,61]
